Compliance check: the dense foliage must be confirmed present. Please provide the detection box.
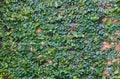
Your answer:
[0,0,120,79]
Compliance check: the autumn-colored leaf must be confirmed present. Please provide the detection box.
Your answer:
[106,60,111,65]
[69,27,76,32]
[115,44,120,50]
[99,3,111,9]
[101,17,119,23]
[115,30,120,34]
[102,70,108,75]
[108,35,113,41]
[101,41,112,51]
[36,28,41,34]
[48,58,52,64]
[112,19,118,23]
[104,3,111,7]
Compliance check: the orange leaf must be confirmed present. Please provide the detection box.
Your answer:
[102,70,108,75]
[104,3,111,7]
[115,44,120,50]
[101,41,112,50]
[106,60,111,65]
[101,17,119,23]
[36,28,41,34]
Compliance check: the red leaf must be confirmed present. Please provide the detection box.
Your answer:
[101,41,112,51]
[69,27,76,32]
[102,70,108,75]
[36,28,41,34]
[106,60,111,65]
[115,44,120,50]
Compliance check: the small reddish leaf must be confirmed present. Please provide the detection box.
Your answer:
[106,60,111,65]
[115,44,120,50]
[101,17,108,22]
[69,27,76,32]
[102,70,108,75]
[112,19,117,23]
[101,41,112,51]
[48,58,52,64]
[99,3,111,9]
[101,17,119,23]
[104,3,111,7]
[36,28,41,34]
